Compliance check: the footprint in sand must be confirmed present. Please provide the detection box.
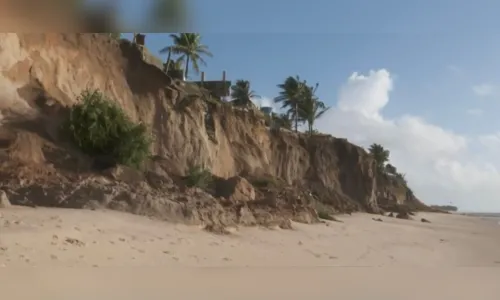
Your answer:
[305,250,322,258]
[64,237,85,247]
[131,246,145,253]
[190,255,199,262]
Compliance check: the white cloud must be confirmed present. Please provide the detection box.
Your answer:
[252,96,279,112]
[478,132,500,150]
[315,69,500,212]
[466,108,483,116]
[472,83,496,97]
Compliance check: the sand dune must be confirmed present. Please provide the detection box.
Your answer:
[1,207,500,299]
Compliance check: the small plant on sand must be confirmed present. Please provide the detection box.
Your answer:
[185,165,213,189]
[315,202,342,222]
[62,89,152,168]
[317,210,332,220]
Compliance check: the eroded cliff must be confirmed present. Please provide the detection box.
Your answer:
[0,33,427,226]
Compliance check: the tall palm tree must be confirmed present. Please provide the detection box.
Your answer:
[159,33,212,79]
[274,76,306,132]
[230,80,260,107]
[298,84,330,135]
[368,143,390,171]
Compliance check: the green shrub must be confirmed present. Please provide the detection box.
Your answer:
[317,210,333,220]
[185,165,213,189]
[63,89,152,168]
[247,175,283,189]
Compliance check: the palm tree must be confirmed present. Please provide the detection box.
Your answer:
[368,143,390,171]
[230,80,260,107]
[159,33,212,79]
[297,83,329,135]
[274,76,306,132]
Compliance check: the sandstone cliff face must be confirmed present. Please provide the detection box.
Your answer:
[0,33,426,222]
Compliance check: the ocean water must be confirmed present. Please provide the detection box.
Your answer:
[460,212,500,226]
[461,212,500,218]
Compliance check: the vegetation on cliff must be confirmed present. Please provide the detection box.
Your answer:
[160,33,212,79]
[273,76,330,134]
[230,80,260,108]
[62,89,152,168]
[430,205,458,212]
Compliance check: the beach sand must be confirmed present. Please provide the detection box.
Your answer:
[1,207,500,299]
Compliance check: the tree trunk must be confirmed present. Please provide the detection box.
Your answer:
[184,56,190,80]
[165,48,172,73]
[294,102,298,132]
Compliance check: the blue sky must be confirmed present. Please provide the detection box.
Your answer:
[117,1,500,211]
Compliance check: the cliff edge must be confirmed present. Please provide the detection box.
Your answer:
[0,33,428,227]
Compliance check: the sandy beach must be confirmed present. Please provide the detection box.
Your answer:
[1,206,500,299]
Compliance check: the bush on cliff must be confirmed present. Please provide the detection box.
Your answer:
[185,165,213,189]
[63,89,152,168]
[185,166,213,189]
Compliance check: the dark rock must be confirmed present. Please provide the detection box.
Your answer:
[396,211,411,220]
[216,176,256,203]
[204,224,231,235]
